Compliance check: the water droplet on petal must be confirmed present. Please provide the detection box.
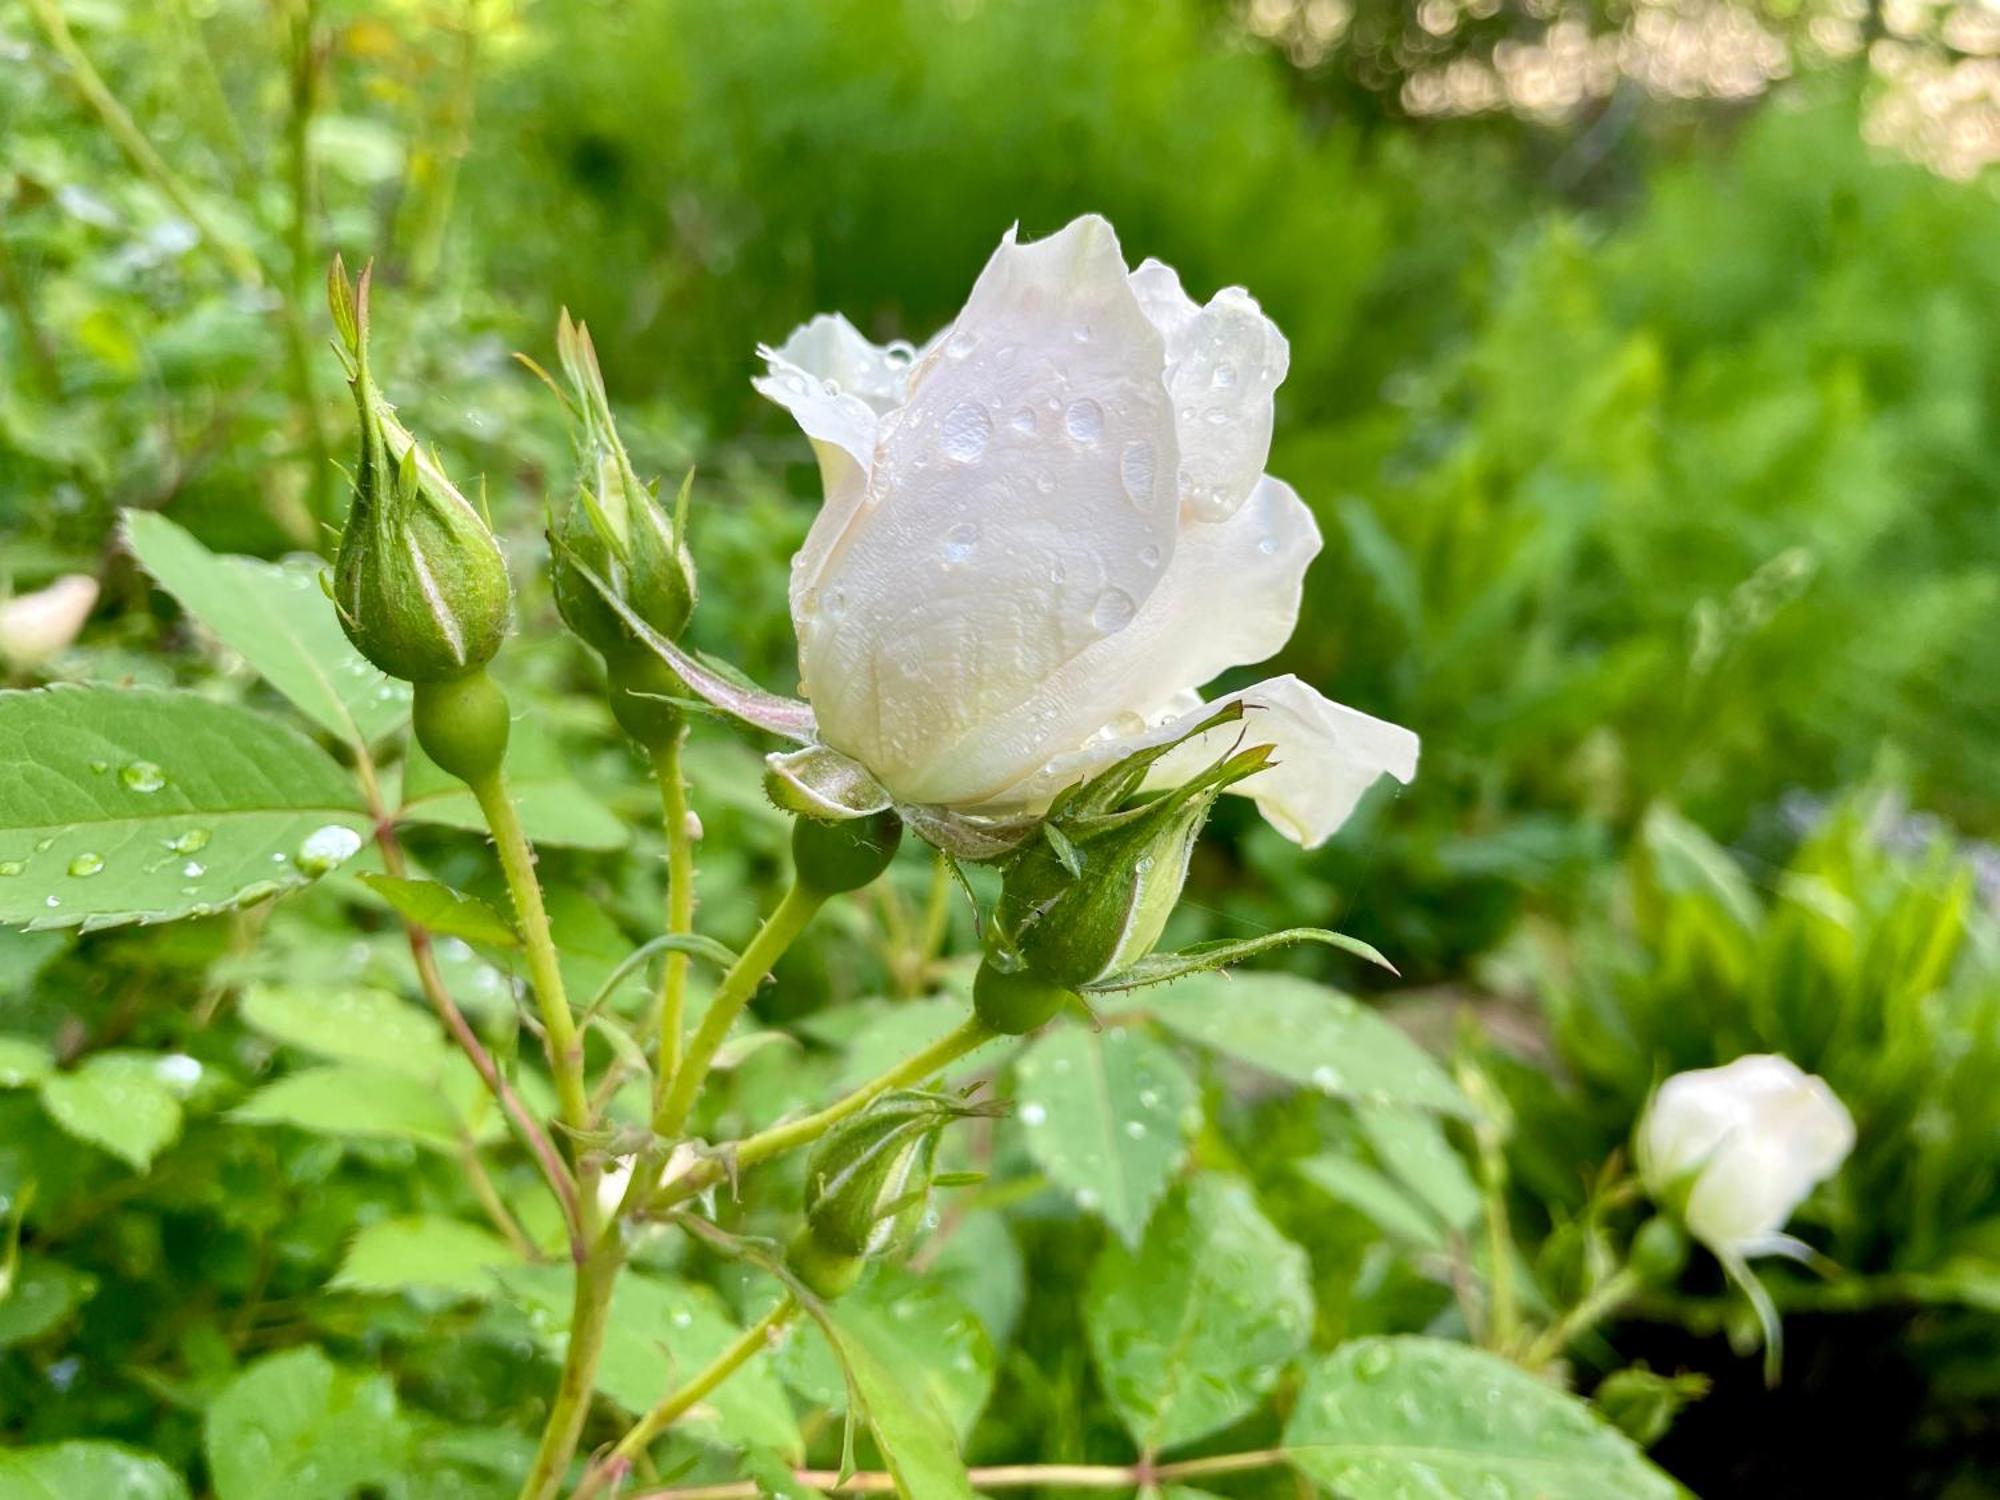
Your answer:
[1063,398,1103,444]
[941,521,980,566]
[1214,362,1238,388]
[1119,439,1156,507]
[1138,543,1162,569]
[940,401,992,463]
[1257,533,1280,556]
[1009,407,1037,435]
[1091,587,1137,634]
[946,329,977,359]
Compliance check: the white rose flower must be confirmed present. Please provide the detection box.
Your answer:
[0,574,98,669]
[752,215,1416,847]
[1637,1054,1856,1258]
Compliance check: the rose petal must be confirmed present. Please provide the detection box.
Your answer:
[952,474,1323,807]
[798,214,1182,802]
[1141,674,1419,847]
[767,312,921,415]
[753,348,882,626]
[1131,258,1289,523]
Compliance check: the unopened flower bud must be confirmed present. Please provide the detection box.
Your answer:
[329,259,511,684]
[792,808,902,897]
[993,735,1273,990]
[546,312,697,659]
[785,1089,987,1299]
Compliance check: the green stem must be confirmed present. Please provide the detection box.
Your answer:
[468,770,593,1158]
[652,1016,996,1212]
[629,1446,1291,1497]
[281,0,336,530]
[516,1243,623,1500]
[573,1298,797,1500]
[652,881,822,1139]
[1523,1268,1641,1369]
[651,734,696,1112]
[22,0,264,288]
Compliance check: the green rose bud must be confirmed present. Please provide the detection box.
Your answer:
[545,312,697,659]
[785,1089,988,1299]
[992,734,1275,990]
[328,259,511,685]
[792,808,903,897]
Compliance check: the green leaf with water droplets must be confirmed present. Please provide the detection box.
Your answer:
[38,1052,185,1170]
[203,1345,410,1500]
[814,1295,978,1500]
[238,983,452,1079]
[1086,1174,1314,1452]
[1014,1023,1200,1245]
[1284,1336,1684,1500]
[230,1062,493,1152]
[0,686,368,932]
[0,1442,189,1500]
[122,510,412,749]
[1143,972,1469,1118]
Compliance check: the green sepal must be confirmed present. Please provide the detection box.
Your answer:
[1082,927,1397,993]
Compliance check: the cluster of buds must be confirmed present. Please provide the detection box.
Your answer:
[784,1089,992,1300]
[328,259,513,781]
[974,706,1274,1034]
[540,313,699,750]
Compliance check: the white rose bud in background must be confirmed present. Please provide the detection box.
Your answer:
[755,215,1416,847]
[0,574,98,670]
[1638,1053,1856,1259]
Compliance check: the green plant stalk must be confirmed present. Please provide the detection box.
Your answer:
[467,770,594,1159]
[652,881,823,1138]
[651,1016,996,1212]
[1523,1267,1641,1369]
[517,1242,623,1500]
[629,1446,1291,1496]
[572,1297,798,1500]
[22,0,264,288]
[651,734,696,1109]
[401,0,480,289]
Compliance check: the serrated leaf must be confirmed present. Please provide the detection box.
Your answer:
[1086,928,1394,993]
[1086,1175,1313,1452]
[204,1346,410,1500]
[1284,1337,1682,1500]
[500,1266,801,1460]
[0,1035,52,1088]
[1143,972,1469,1118]
[1014,1024,1199,1245]
[358,874,518,948]
[230,1062,480,1151]
[0,1442,189,1500]
[39,1052,183,1170]
[0,686,368,931]
[333,1216,519,1300]
[396,718,624,851]
[775,1270,995,1441]
[816,1296,977,1500]
[239,984,451,1078]
[122,510,412,748]
[0,1257,94,1349]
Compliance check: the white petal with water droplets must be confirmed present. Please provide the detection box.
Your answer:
[795,215,1182,804]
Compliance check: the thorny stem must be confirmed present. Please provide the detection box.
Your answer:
[467,769,595,1161]
[650,735,696,1113]
[571,1298,798,1500]
[354,748,582,1250]
[630,1447,1293,1496]
[652,880,823,1139]
[648,1016,997,1213]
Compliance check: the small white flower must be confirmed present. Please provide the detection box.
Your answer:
[754,215,1416,847]
[1638,1054,1855,1258]
[0,574,97,668]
